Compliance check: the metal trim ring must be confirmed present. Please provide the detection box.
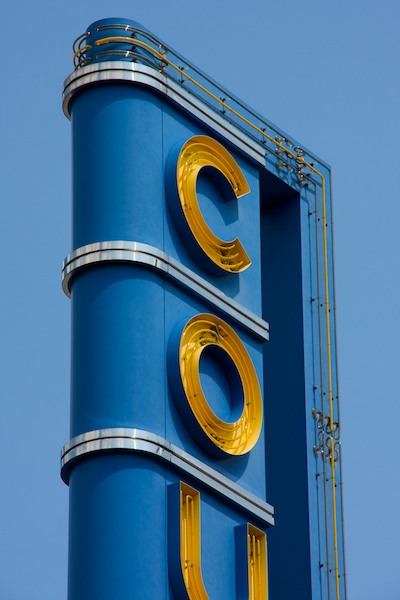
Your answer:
[61,427,274,527]
[62,241,269,341]
[62,62,266,165]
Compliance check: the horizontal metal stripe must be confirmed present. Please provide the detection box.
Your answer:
[62,241,269,341]
[62,62,266,165]
[61,428,274,527]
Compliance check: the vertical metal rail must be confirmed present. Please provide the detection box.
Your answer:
[328,174,347,599]
[310,169,340,600]
[311,195,332,598]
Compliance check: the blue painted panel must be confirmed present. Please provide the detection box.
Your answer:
[261,184,313,599]
[70,265,166,437]
[71,85,163,249]
[68,455,168,600]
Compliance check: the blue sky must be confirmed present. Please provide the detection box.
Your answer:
[2,1,399,598]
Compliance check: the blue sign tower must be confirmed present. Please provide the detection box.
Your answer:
[62,18,346,600]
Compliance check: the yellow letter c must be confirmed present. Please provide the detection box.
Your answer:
[174,135,251,273]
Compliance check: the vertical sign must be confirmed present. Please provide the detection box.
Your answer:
[61,18,346,600]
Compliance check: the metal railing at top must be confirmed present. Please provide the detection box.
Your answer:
[72,23,330,186]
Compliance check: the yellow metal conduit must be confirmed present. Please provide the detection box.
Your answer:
[73,44,92,68]
[84,35,341,598]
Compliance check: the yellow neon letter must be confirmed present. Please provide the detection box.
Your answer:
[177,313,262,455]
[173,483,269,600]
[176,135,251,273]
[247,524,268,600]
[179,482,208,599]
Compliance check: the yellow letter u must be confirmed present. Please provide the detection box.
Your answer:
[168,482,268,600]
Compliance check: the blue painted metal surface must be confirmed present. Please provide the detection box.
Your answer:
[63,17,346,600]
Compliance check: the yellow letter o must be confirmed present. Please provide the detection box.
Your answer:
[175,313,262,455]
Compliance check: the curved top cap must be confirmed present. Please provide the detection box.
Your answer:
[80,18,151,67]
[87,17,147,34]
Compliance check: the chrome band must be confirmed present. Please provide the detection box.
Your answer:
[61,428,274,527]
[62,241,269,341]
[62,62,266,165]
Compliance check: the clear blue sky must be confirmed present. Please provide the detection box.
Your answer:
[2,1,398,598]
